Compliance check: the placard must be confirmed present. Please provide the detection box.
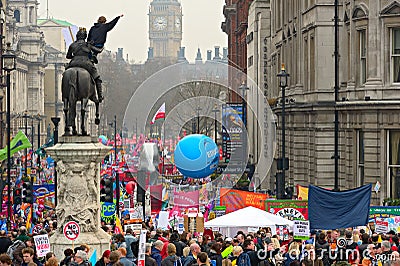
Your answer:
[124,223,142,236]
[63,221,80,241]
[33,234,50,257]
[293,220,310,240]
[137,230,147,266]
[177,217,184,234]
[375,219,389,234]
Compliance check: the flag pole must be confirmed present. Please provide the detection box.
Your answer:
[162,123,165,176]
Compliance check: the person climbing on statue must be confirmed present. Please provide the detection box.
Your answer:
[88,14,124,64]
[66,27,104,103]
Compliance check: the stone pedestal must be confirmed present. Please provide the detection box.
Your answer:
[46,136,111,259]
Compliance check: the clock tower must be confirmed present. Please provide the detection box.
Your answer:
[148,0,182,60]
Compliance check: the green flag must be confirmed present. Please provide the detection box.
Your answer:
[0,130,32,161]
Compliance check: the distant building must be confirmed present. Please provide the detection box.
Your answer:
[148,0,183,62]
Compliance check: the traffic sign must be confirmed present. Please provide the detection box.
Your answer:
[63,221,80,241]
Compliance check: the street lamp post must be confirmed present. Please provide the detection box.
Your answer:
[211,105,220,143]
[277,64,289,199]
[51,117,60,207]
[238,82,249,127]
[3,43,16,230]
[111,115,120,218]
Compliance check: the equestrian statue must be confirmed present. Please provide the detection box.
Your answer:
[62,27,104,136]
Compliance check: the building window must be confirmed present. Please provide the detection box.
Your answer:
[14,10,20,23]
[248,56,253,67]
[359,29,367,85]
[388,131,400,199]
[304,37,308,91]
[357,130,364,186]
[29,7,33,24]
[392,28,400,83]
[310,36,315,90]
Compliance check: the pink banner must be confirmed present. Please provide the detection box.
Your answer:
[150,185,163,214]
[173,190,199,208]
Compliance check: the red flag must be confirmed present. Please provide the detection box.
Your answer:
[150,103,165,124]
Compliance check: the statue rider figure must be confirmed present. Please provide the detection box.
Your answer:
[66,28,104,103]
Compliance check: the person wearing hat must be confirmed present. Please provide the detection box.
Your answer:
[95,250,111,266]
[88,14,124,64]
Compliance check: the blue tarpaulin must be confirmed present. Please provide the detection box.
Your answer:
[308,184,372,229]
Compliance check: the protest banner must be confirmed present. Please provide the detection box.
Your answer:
[266,200,308,220]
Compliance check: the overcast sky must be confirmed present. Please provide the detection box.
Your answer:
[37,0,227,63]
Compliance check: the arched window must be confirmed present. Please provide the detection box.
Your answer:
[14,10,20,22]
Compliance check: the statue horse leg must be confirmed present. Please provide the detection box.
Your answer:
[81,98,89,136]
[70,98,78,136]
[63,97,72,136]
[95,102,100,125]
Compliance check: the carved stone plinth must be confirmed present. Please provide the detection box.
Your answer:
[46,136,111,259]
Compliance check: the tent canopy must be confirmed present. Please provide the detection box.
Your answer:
[204,206,293,228]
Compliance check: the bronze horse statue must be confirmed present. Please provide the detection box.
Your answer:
[62,67,100,136]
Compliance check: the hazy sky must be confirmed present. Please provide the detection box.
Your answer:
[37,0,227,63]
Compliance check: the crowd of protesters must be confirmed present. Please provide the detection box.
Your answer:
[2,224,400,266]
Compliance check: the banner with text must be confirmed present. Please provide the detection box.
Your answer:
[173,190,199,210]
[220,188,268,213]
[266,200,308,220]
[369,206,400,221]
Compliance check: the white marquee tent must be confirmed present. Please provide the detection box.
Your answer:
[204,206,293,237]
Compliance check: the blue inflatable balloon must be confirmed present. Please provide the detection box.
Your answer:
[98,135,108,145]
[174,134,219,178]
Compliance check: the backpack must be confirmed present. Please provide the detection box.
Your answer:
[174,257,183,266]
[236,252,251,266]
[130,240,139,258]
[6,240,25,260]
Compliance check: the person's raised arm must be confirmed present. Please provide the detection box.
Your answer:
[106,14,123,32]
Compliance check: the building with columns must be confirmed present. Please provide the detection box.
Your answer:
[246,0,400,203]
[5,0,47,149]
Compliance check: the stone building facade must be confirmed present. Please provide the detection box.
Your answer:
[246,0,400,203]
[5,0,46,149]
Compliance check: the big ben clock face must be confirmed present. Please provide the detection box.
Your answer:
[153,16,167,31]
